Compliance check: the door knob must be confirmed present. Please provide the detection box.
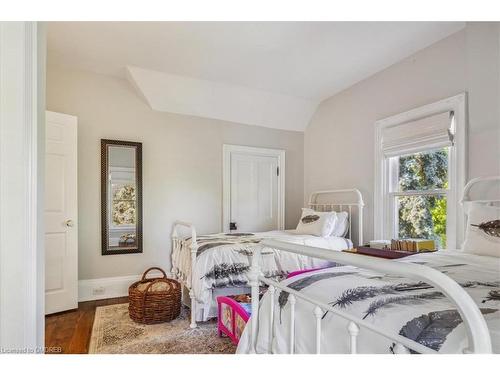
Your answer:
[65,219,74,227]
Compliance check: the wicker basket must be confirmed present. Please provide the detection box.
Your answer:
[128,267,181,324]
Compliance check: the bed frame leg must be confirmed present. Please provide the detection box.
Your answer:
[313,306,323,354]
[190,243,199,329]
[393,343,410,354]
[347,321,359,354]
[189,289,197,329]
[248,246,262,353]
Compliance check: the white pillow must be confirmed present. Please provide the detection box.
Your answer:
[331,211,349,237]
[462,203,500,257]
[295,208,337,237]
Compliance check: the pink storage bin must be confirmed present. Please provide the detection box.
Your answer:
[217,296,251,345]
[216,268,328,345]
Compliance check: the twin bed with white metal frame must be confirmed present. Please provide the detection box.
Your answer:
[171,189,365,329]
[237,176,499,354]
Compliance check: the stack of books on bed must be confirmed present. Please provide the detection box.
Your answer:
[390,239,435,252]
[353,239,436,259]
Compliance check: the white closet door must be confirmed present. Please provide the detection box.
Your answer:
[45,111,78,314]
[229,152,279,233]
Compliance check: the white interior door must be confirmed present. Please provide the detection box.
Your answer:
[223,145,285,233]
[45,111,78,314]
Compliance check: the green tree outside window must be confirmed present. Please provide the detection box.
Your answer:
[397,148,448,248]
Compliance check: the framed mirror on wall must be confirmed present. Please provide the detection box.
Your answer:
[101,139,143,255]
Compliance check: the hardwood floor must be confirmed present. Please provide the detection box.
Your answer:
[45,297,128,354]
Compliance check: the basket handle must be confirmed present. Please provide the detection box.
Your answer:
[141,267,167,281]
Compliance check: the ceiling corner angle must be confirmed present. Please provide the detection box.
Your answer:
[126,66,155,110]
[125,65,318,132]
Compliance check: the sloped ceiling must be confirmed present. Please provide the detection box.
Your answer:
[126,66,318,131]
[48,22,465,131]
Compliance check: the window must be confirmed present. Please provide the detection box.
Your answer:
[390,147,449,248]
[374,94,466,249]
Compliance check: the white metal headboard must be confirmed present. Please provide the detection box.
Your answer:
[308,189,364,246]
[460,176,500,248]
[461,175,500,205]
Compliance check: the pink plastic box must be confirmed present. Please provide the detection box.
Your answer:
[217,296,251,345]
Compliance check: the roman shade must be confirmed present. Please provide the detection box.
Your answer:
[381,111,454,156]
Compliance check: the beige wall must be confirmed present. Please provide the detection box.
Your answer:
[305,23,500,243]
[48,22,499,280]
[47,66,304,280]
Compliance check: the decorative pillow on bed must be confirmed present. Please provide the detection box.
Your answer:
[295,208,337,237]
[462,203,500,257]
[330,211,349,237]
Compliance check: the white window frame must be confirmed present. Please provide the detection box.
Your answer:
[374,93,467,249]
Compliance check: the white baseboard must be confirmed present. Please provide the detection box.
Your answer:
[78,271,167,302]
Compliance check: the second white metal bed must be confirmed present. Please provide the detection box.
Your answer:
[240,176,499,354]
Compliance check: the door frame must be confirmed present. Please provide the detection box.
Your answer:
[222,144,285,233]
[0,22,45,351]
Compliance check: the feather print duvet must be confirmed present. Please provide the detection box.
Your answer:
[171,230,352,321]
[236,250,500,354]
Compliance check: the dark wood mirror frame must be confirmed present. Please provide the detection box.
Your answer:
[101,139,143,255]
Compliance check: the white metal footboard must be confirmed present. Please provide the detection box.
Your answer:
[248,240,492,354]
[171,220,199,328]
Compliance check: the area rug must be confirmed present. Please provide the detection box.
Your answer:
[88,303,236,354]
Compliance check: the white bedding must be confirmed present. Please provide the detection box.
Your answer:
[171,230,352,321]
[237,250,500,354]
